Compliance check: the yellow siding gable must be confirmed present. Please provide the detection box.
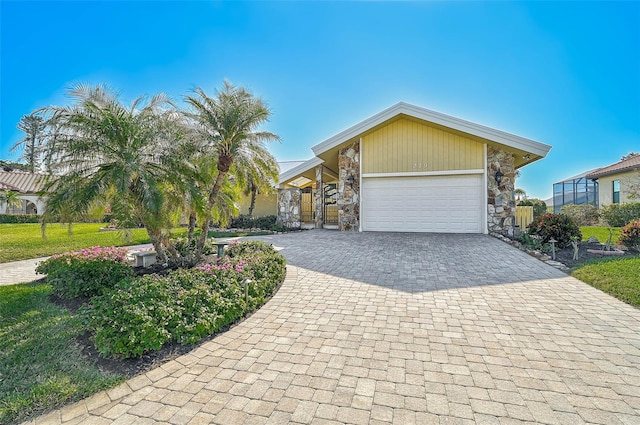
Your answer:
[361,118,484,174]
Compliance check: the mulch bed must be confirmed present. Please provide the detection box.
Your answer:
[553,241,638,268]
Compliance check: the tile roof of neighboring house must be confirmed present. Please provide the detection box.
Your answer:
[0,181,21,191]
[0,171,47,193]
[586,155,640,179]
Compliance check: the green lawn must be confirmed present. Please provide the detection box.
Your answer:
[572,256,640,308]
[580,226,622,243]
[0,282,124,425]
[0,223,183,263]
[0,223,275,263]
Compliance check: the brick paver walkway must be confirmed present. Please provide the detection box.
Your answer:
[0,257,47,286]
[27,231,640,424]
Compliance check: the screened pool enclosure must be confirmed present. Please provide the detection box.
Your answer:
[553,174,599,213]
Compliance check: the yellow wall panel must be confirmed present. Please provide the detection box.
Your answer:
[237,193,277,217]
[362,118,484,174]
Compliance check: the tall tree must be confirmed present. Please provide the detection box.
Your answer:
[41,83,186,264]
[0,190,22,213]
[12,113,47,172]
[234,153,279,217]
[184,81,280,260]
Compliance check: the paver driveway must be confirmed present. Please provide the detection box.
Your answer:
[30,231,640,424]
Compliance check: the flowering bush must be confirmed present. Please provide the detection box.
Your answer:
[83,241,286,358]
[619,219,640,251]
[36,246,132,299]
[527,213,581,248]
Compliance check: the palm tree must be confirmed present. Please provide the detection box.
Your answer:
[41,83,186,264]
[515,188,527,201]
[184,81,280,260]
[0,190,23,213]
[12,113,47,172]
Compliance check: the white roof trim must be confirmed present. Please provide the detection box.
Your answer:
[311,102,551,158]
[279,157,323,185]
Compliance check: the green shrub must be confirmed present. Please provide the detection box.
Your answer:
[619,219,640,251]
[560,203,600,226]
[36,247,133,299]
[0,214,40,224]
[600,202,640,227]
[226,240,277,257]
[229,215,278,230]
[84,241,286,358]
[172,237,215,256]
[517,232,549,253]
[517,199,547,217]
[527,213,581,248]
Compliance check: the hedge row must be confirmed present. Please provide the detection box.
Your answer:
[0,214,40,223]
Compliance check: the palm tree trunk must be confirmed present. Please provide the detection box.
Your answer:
[187,211,197,241]
[195,170,228,261]
[147,227,169,265]
[248,184,257,217]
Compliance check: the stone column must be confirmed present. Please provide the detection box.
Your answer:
[338,140,360,231]
[315,165,323,229]
[487,146,516,236]
[277,188,301,229]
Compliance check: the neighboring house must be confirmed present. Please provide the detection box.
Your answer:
[0,171,47,215]
[275,102,551,235]
[586,155,640,206]
[552,169,600,213]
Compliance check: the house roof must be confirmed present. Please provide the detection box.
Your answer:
[0,181,20,191]
[311,102,552,159]
[279,102,552,188]
[279,157,323,187]
[0,171,46,193]
[586,155,640,179]
[278,160,308,174]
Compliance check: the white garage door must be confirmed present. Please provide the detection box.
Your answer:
[361,175,483,233]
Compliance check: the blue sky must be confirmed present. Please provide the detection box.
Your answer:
[1,1,638,200]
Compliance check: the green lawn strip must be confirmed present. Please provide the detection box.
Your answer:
[0,283,124,425]
[571,256,640,308]
[0,223,188,263]
[579,226,622,243]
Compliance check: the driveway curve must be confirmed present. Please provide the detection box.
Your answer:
[30,231,640,425]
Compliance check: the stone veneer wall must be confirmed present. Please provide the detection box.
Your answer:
[277,188,301,229]
[487,146,516,236]
[337,140,360,231]
[315,165,323,229]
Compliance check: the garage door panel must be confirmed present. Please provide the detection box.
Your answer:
[362,175,483,233]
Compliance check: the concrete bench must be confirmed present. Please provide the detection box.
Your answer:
[211,242,229,258]
[132,251,157,267]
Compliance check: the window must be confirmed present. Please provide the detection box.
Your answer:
[613,180,620,204]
